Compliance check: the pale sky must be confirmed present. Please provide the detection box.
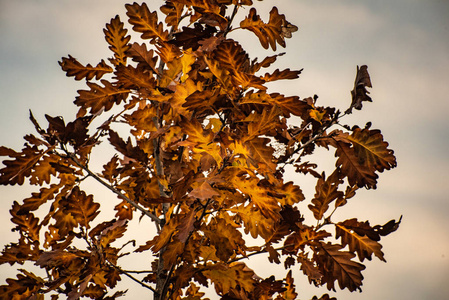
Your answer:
[1,1,448,299]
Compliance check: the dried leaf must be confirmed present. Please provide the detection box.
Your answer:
[346,65,372,113]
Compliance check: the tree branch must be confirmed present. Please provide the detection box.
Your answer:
[64,150,161,224]
[108,261,157,293]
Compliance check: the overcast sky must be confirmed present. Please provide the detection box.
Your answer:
[1,1,448,299]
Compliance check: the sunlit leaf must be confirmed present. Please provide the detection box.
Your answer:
[104,15,131,65]
[59,55,113,81]
[125,2,169,42]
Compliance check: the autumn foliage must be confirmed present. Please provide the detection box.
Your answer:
[0,1,400,299]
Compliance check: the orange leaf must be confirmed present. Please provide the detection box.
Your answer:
[160,1,185,29]
[59,55,113,81]
[332,136,378,189]
[29,154,58,185]
[339,127,397,173]
[10,201,41,243]
[156,41,183,64]
[114,64,157,90]
[20,183,62,212]
[178,0,228,30]
[335,222,385,262]
[283,270,298,300]
[203,262,256,294]
[240,91,311,118]
[313,242,365,292]
[230,171,280,220]
[99,219,127,248]
[203,57,233,93]
[308,169,344,220]
[277,181,305,206]
[75,80,129,116]
[35,250,85,268]
[213,40,250,74]
[262,68,302,82]
[104,15,131,65]
[203,217,245,261]
[0,145,47,186]
[125,2,169,42]
[240,7,288,50]
[162,240,184,268]
[231,204,276,240]
[62,187,101,229]
[175,209,197,243]
[126,42,159,73]
[244,137,276,172]
[188,181,219,200]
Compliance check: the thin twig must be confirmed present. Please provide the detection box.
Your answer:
[227,244,295,264]
[109,262,157,293]
[65,150,161,224]
[224,4,239,38]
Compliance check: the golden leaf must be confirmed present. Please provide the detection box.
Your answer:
[336,222,385,262]
[308,169,344,220]
[314,242,365,292]
[59,55,113,81]
[104,15,131,65]
[231,203,276,240]
[282,270,298,300]
[240,7,288,50]
[160,1,185,29]
[178,0,228,30]
[188,181,219,200]
[125,2,169,42]
[75,80,129,116]
[126,42,159,73]
[180,49,196,82]
[262,68,302,82]
[203,262,256,295]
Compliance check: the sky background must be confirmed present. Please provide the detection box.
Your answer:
[1,0,449,299]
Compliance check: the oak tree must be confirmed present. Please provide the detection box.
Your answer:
[0,1,400,299]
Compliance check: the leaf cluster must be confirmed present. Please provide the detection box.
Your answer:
[0,1,399,299]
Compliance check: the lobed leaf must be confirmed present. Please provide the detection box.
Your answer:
[308,169,344,220]
[314,242,365,292]
[203,262,256,295]
[160,1,185,29]
[125,2,169,42]
[104,15,131,65]
[59,55,113,81]
[336,222,385,262]
[75,80,129,117]
[240,7,291,51]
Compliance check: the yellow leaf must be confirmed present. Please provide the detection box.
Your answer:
[181,49,196,82]
[203,262,256,295]
[309,108,326,124]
